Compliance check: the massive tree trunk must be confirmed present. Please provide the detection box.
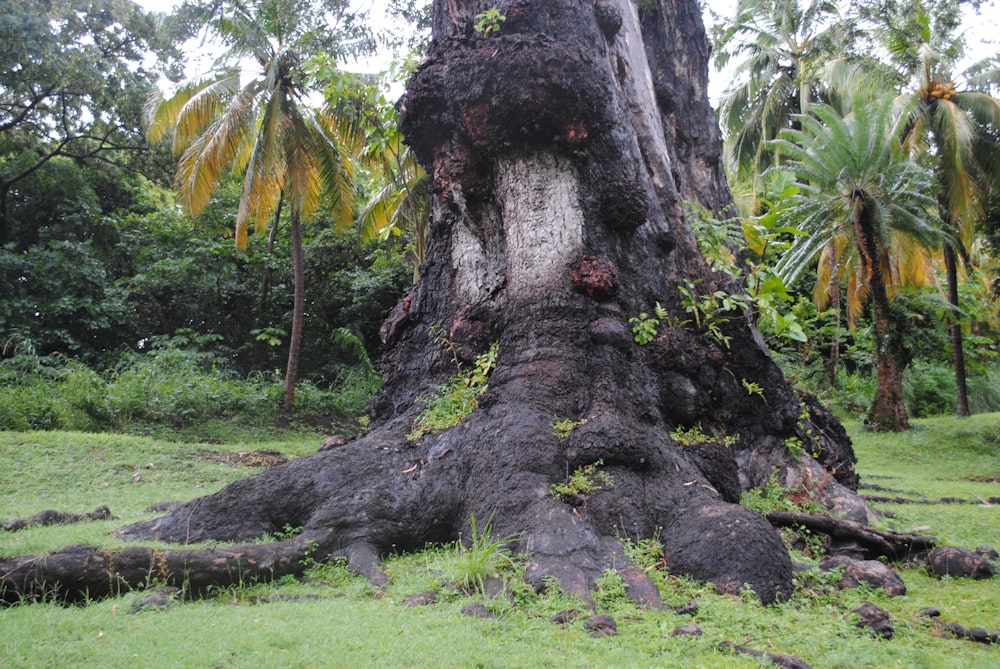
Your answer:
[2,0,872,607]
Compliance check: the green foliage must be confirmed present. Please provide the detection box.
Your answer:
[473,8,507,37]
[619,533,665,572]
[409,342,498,440]
[628,311,660,345]
[739,474,797,516]
[677,279,737,348]
[550,460,614,501]
[670,423,739,447]
[551,417,587,441]
[904,361,957,417]
[0,345,371,437]
[453,511,518,595]
[593,569,630,612]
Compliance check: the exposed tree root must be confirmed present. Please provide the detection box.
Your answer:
[3,506,116,532]
[765,511,936,561]
[0,535,319,605]
[941,622,1000,644]
[719,641,814,669]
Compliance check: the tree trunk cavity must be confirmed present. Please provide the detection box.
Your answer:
[2,0,874,607]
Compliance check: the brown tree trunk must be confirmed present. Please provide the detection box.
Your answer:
[283,209,304,407]
[854,204,909,431]
[2,0,872,607]
[943,243,970,417]
[828,249,841,388]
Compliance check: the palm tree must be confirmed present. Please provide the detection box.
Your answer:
[771,99,943,431]
[885,0,1000,416]
[145,0,363,407]
[321,70,430,277]
[714,0,854,181]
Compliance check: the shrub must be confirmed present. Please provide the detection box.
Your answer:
[904,362,956,418]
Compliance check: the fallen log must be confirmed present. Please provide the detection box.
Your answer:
[766,511,936,561]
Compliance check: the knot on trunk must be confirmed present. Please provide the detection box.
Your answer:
[593,1,622,39]
[571,256,619,299]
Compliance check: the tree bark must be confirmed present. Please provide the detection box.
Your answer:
[854,204,909,431]
[1,0,871,607]
[283,209,304,407]
[827,249,841,388]
[943,242,970,417]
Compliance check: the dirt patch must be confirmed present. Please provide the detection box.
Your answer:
[197,449,288,468]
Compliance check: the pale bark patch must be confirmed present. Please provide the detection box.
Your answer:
[496,154,583,300]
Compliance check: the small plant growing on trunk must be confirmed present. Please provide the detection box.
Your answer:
[408,341,498,440]
[551,460,614,501]
[551,417,587,441]
[474,8,506,37]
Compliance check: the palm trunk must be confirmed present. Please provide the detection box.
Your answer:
[283,209,304,408]
[828,249,841,388]
[943,243,970,417]
[258,190,285,315]
[854,205,909,431]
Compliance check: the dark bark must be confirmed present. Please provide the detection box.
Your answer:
[2,0,872,607]
[853,204,909,431]
[943,242,971,417]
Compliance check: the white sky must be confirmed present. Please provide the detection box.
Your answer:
[136,0,998,104]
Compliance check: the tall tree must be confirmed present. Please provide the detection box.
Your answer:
[0,0,181,244]
[880,0,1000,417]
[6,0,908,617]
[145,0,370,406]
[713,0,854,181]
[772,99,942,430]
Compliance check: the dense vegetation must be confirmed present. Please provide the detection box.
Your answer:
[2,0,995,436]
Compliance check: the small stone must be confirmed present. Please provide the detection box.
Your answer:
[821,555,906,596]
[130,594,171,613]
[670,624,703,636]
[461,602,493,618]
[975,546,999,561]
[916,607,941,618]
[550,609,582,625]
[319,435,348,451]
[927,546,996,580]
[852,602,894,639]
[584,614,618,637]
[402,590,437,607]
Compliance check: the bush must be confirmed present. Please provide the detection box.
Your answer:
[0,343,377,437]
[904,362,956,418]
[969,367,1000,414]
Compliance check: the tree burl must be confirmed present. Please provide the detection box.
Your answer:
[2,0,870,606]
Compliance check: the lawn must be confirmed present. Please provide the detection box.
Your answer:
[1,415,998,668]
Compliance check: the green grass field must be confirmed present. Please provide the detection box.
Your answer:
[2,415,999,668]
